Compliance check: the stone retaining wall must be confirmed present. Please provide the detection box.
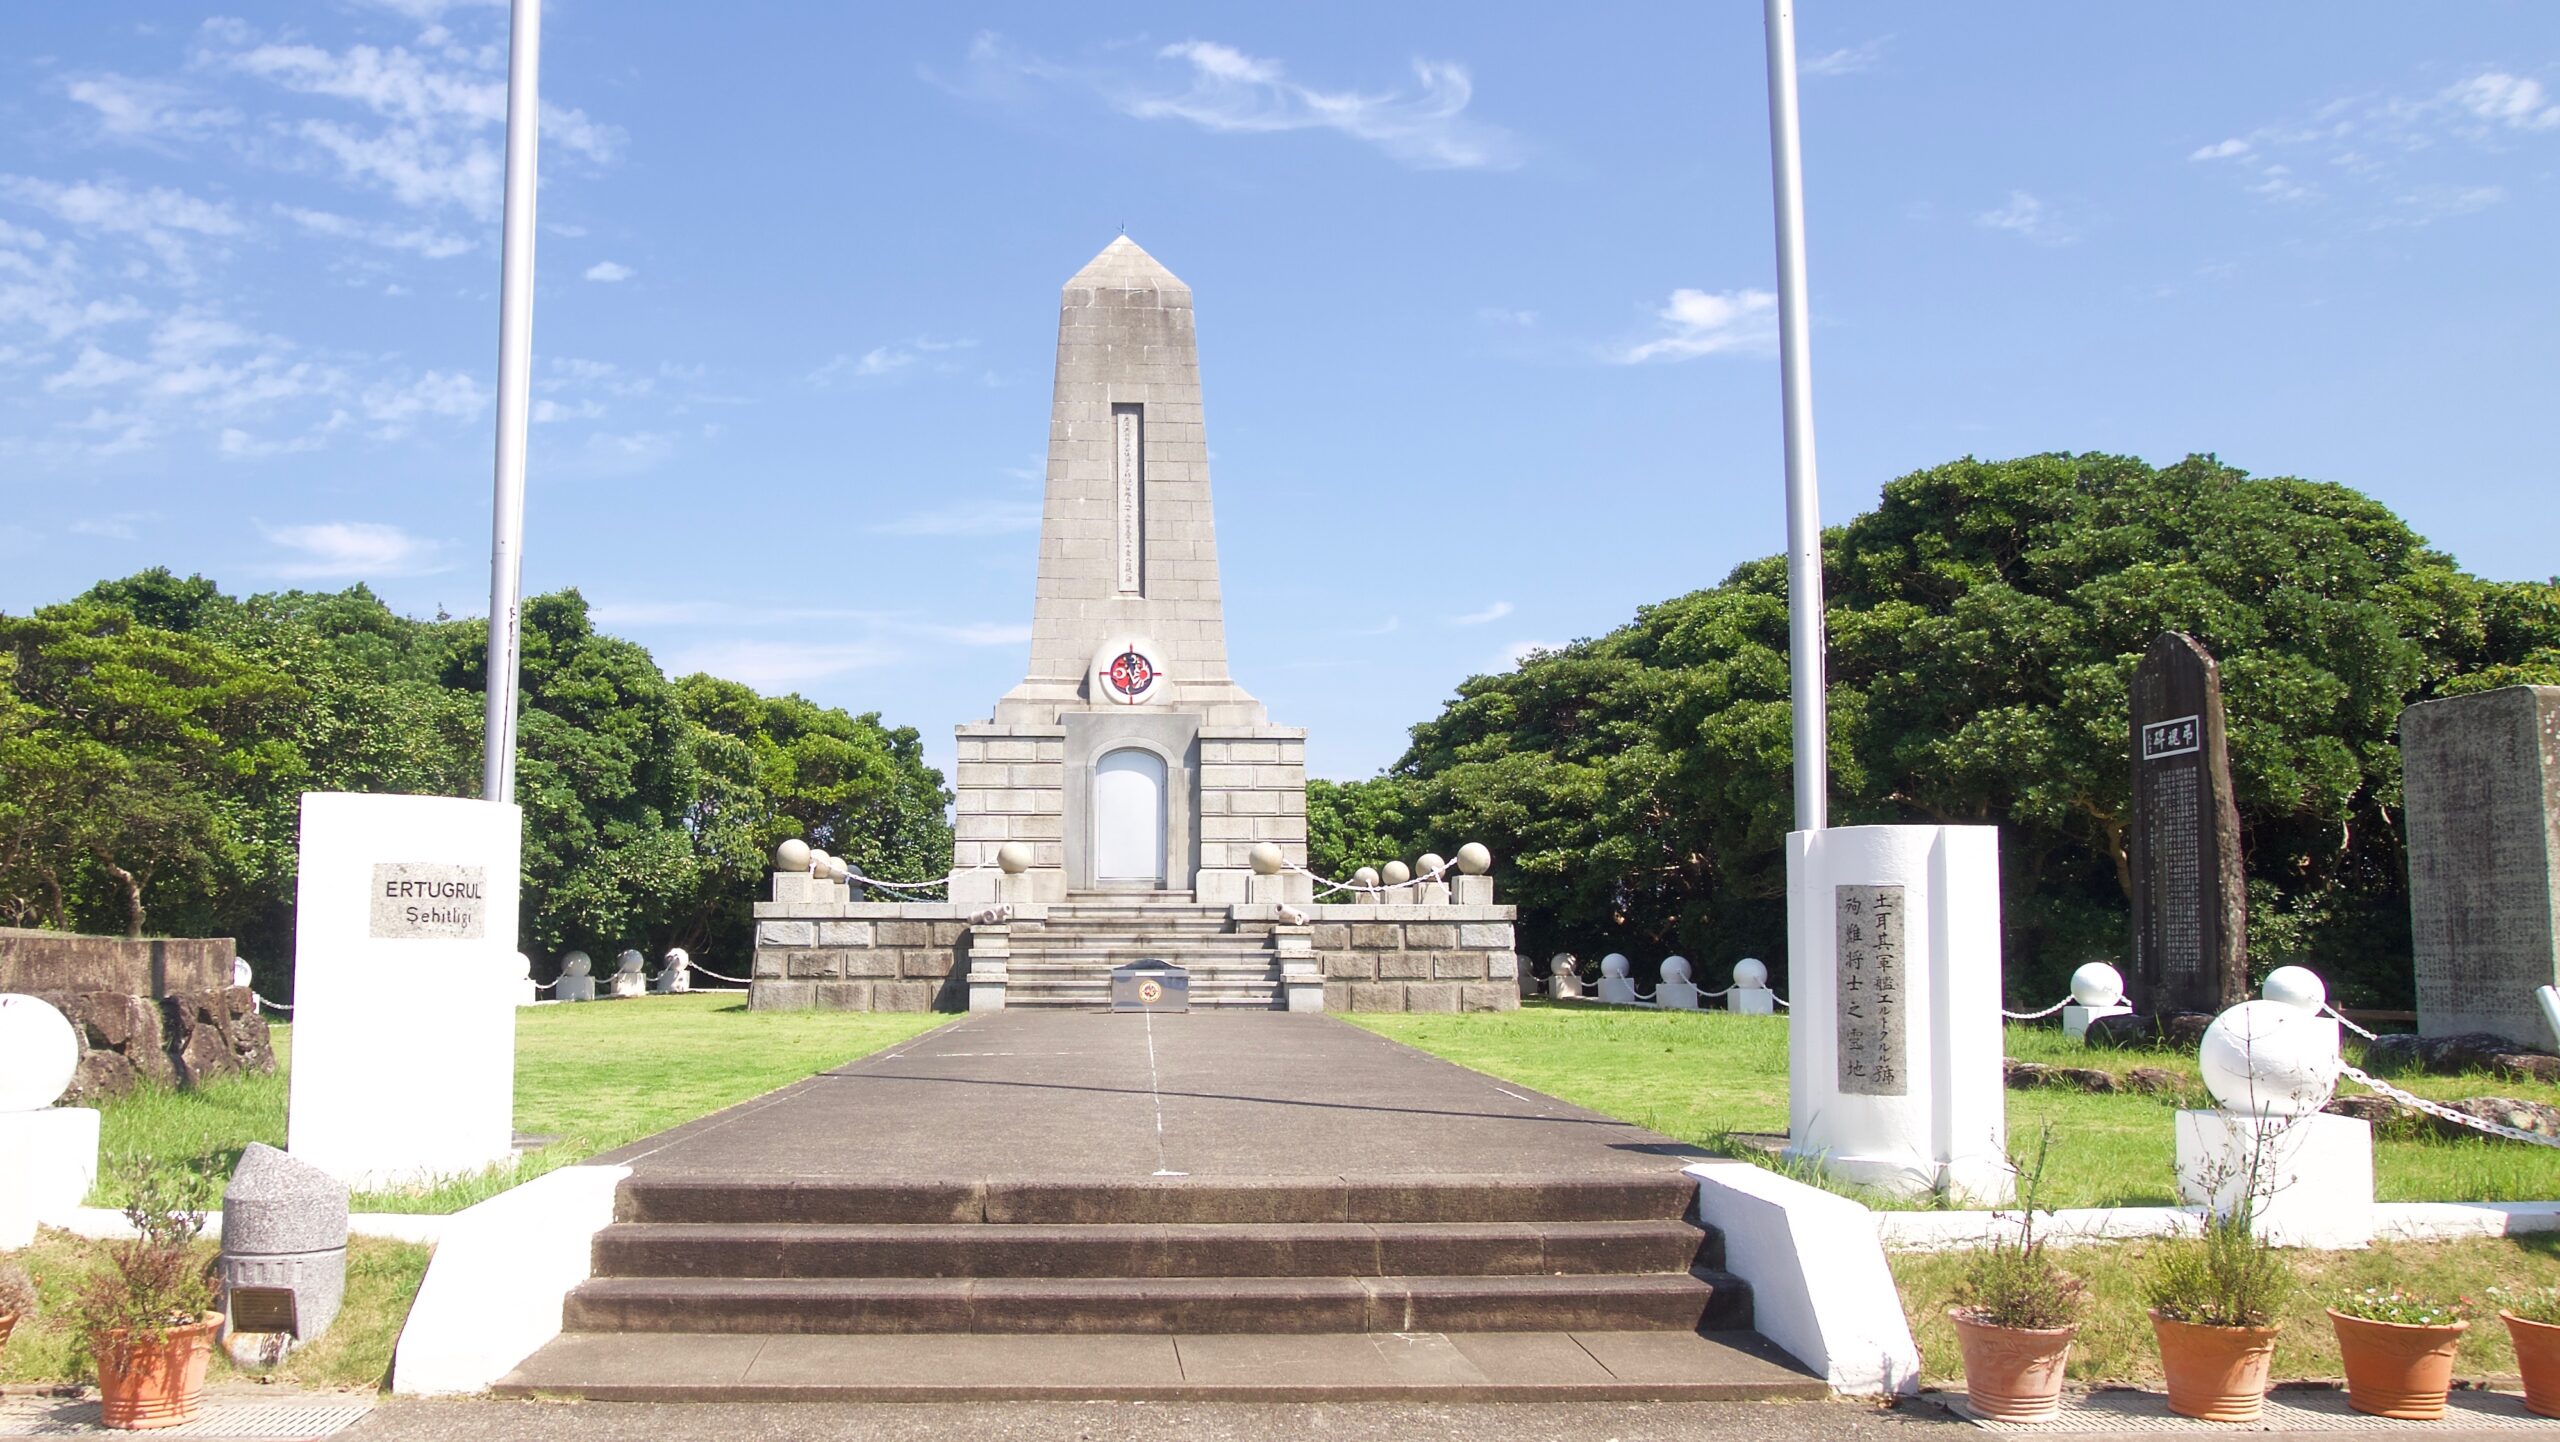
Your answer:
[33,985,276,1102]
[747,905,974,1012]
[2,927,234,996]
[1241,904,1520,1013]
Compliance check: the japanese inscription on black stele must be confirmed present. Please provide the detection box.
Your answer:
[1835,883,1909,1096]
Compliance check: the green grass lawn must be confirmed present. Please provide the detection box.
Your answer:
[1346,1003,2560,1208]
[88,994,949,1214]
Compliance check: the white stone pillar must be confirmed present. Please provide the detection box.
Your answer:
[287,792,521,1190]
[1784,824,2010,1204]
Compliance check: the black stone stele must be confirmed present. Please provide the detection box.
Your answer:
[2127,632,2248,1015]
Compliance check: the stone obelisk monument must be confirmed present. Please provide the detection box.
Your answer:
[952,238,1309,907]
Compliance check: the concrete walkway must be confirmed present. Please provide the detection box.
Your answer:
[589,1009,1710,1182]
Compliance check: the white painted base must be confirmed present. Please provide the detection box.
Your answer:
[391,1164,629,1395]
[1729,986,1776,1015]
[2540,985,2560,1051]
[610,973,646,999]
[968,979,1007,1012]
[1873,1199,2560,1252]
[1657,982,1701,1011]
[1597,978,1640,1006]
[0,1107,99,1248]
[1785,825,2011,1206]
[2176,1109,2374,1249]
[1686,1161,1918,1396]
[2063,1002,2131,1040]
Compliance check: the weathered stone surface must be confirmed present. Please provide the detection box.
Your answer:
[1458,924,1510,949]
[1350,924,1403,950]
[750,982,814,1012]
[1376,951,1430,980]
[1347,982,1403,1012]
[2128,632,2248,1014]
[39,985,271,1102]
[2324,1091,2560,1142]
[843,952,899,979]
[2124,1066,2187,1096]
[2086,1009,2216,1051]
[1323,981,1354,1012]
[752,951,784,979]
[0,928,233,996]
[758,920,816,948]
[1404,924,1458,950]
[874,981,935,1012]
[222,1142,348,1256]
[2360,1031,2559,1079]
[1431,952,1487,980]
[786,952,840,980]
[814,982,874,1011]
[817,921,874,947]
[878,921,931,947]
[1311,924,1349,950]
[1459,984,1512,1013]
[1403,983,1461,1013]
[1323,953,1372,980]
[2402,686,2560,1043]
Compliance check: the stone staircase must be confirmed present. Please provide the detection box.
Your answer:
[522,1173,1782,1397]
[1004,892,1280,1009]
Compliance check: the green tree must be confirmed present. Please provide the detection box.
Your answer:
[1377,454,2560,1003]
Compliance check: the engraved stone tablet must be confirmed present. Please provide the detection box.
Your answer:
[368,863,487,940]
[1835,883,1908,1096]
[2402,686,2560,1042]
[1113,405,1144,595]
[2129,633,2246,1014]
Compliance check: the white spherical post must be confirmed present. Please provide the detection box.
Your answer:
[1661,955,1693,984]
[0,994,79,1112]
[1455,842,1493,875]
[774,838,812,873]
[1352,867,1381,890]
[2199,999,2341,1116]
[1381,861,1412,887]
[2069,962,2126,1009]
[1250,842,1286,876]
[1733,957,1769,989]
[997,842,1033,875]
[2261,966,2326,1014]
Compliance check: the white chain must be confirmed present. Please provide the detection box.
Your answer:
[251,990,293,1014]
[2323,1004,2383,1042]
[2001,997,2074,1021]
[832,859,993,895]
[1291,862,1451,899]
[2337,1061,2560,1149]
[680,960,756,985]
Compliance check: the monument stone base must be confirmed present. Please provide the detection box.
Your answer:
[0,1106,99,1248]
[2063,1001,2132,1041]
[1729,987,1776,1015]
[2175,1109,2374,1249]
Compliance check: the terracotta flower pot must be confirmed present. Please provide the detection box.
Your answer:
[0,1310,17,1351]
[2503,1311,2560,1419]
[1948,1309,2078,1422]
[2329,1308,2467,1420]
[93,1312,222,1431]
[2150,1309,2279,1423]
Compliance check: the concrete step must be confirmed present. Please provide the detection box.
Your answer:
[561,1270,1747,1335]
[591,1219,1712,1280]
[614,1175,1700,1226]
[495,1328,1833,1403]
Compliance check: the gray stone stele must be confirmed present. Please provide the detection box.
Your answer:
[2403,685,2560,1043]
[219,1141,348,1344]
[2127,631,2248,1014]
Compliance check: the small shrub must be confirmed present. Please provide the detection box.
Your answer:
[2145,1211,2294,1328]
[2333,1288,2467,1326]
[0,1260,37,1319]
[2492,1286,2560,1326]
[72,1156,216,1368]
[1951,1125,2086,1331]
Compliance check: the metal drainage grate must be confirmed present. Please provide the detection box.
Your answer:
[1935,1386,2551,1432]
[0,1398,373,1438]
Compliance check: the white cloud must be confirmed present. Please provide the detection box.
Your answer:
[955,34,1517,171]
[531,397,603,423]
[2379,183,2508,227]
[868,499,1043,537]
[808,337,977,387]
[1610,287,1777,364]
[922,622,1035,647]
[2450,72,2560,132]
[260,520,449,578]
[1801,37,1889,78]
[583,260,633,282]
[1974,189,2077,244]
[1348,616,1400,637]
[280,204,472,258]
[2189,137,2251,161]
[362,369,484,428]
[207,31,618,220]
[70,511,158,541]
[0,174,243,276]
[661,639,903,690]
[573,428,679,476]
[64,74,239,141]
[1453,600,1514,626]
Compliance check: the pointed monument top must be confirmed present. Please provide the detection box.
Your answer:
[1066,235,1189,296]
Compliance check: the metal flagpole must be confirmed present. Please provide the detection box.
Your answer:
[481,0,542,804]
[1763,0,1828,833]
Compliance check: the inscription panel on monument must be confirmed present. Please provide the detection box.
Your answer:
[369,863,487,940]
[1836,883,1908,1096]
[1113,405,1143,595]
[2129,634,2246,1013]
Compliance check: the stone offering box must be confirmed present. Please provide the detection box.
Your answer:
[1111,961,1189,1012]
[219,1143,348,1368]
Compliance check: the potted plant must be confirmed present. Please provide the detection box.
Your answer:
[2493,1286,2560,1418]
[73,1159,220,1431]
[1946,1128,2085,1422]
[2143,1201,2294,1422]
[2328,1287,2469,1419]
[0,1260,35,1352]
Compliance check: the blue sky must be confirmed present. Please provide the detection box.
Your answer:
[2,3,2553,782]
